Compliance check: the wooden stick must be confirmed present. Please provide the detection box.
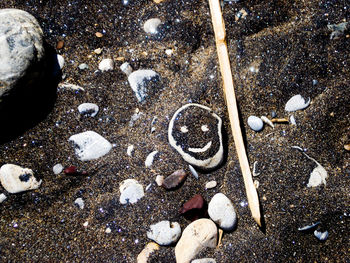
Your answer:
[208,0,262,226]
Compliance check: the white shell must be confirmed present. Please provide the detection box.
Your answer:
[205,180,217,189]
[147,220,181,245]
[0,164,42,193]
[98,58,114,71]
[120,62,133,75]
[74,197,84,209]
[145,150,158,168]
[192,259,217,263]
[247,116,264,131]
[127,144,134,156]
[285,94,310,112]
[314,230,329,241]
[143,18,162,34]
[128,69,159,102]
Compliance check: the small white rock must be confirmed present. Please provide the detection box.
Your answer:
[98,58,114,71]
[314,230,329,241]
[57,54,65,69]
[175,218,217,263]
[69,131,112,161]
[208,193,237,231]
[285,94,310,112]
[155,175,164,186]
[105,227,112,233]
[192,258,217,263]
[0,193,7,203]
[0,164,42,194]
[128,69,159,102]
[74,197,84,209]
[53,164,63,175]
[145,151,158,168]
[247,116,264,132]
[127,144,134,156]
[165,49,173,56]
[307,165,328,187]
[119,179,144,204]
[78,63,89,70]
[78,103,99,117]
[120,62,133,76]
[205,181,217,189]
[143,18,162,34]
[147,220,181,245]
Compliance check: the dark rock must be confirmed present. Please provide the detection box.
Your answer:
[179,194,207,221]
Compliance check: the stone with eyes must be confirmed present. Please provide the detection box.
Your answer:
[168,103,223,170]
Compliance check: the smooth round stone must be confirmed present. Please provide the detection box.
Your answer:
[247,116,264,132]
[208,193,237,231]
[68,131,112,161]
[205,180,217,189]
[143,18,162,34]
[0,9,45,99]
[74,197,84,209]
[147,220,181,245]
[119,179,144,204]
[168,103,223,170]
[78,63,89,70]
[285,94,310,112]
[0,164,42,193]
[78,103,99,117]
[175,218,217,263]
[192,258,217,263]
[128,69,159,102]
[52,163,63,175]
[98,58,114,71]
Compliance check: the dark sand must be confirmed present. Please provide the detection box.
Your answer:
[0,0,349,262]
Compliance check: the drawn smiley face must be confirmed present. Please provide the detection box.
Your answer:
[168,103,223,169]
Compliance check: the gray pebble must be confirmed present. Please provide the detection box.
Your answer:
[208,193,237,231]
[53,164,63,175]
[247,116,264,131]
[78,63,89,70]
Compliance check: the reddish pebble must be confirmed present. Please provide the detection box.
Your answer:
[56,40,64,49]
[179,194,207,221]
[63,166,78,175]
[162,169,187,190]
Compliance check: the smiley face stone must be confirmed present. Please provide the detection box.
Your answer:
[168,103,223,170]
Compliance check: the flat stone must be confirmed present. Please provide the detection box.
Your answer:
[208,193,237,231]
[0,164,42,193]
[119,179,144,204]
[168,103,223,170]
[74,197,84,209]
[52,164,63,175]
[162,169,187,189]
[147,220,181,245]
[0,9,45,99]
[143,18,162,34]
[285,94,310,112]
[78,103,99,117]
[175,218,217,263]
[205,181,217,189]
[128,69,159,102]
[68,131,112,161]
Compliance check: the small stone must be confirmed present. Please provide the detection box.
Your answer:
[155,175,164,186]
[74,197,84,209]
[192,258,217,263]
[153,0,164,3]
[53,164,63,175]
[0,164,42,194]
[94,48,102,54]
[180,194,206,221]
[69,131,112,161]
[0,9,45,99]
[95,32,103,37]
[147,220,181,245]
[143,18,162,34]
[78,103,99,117]
[247,116,264,132]
[205,181,217,189]
[119,179,144,204]
[137,242,160,263]
[0,193,7,203]
[285,94,310,112]
[120,62,133,76]
[145,151,158,168]
[99,58,114,72]
[168,104,224,170]
[314,230,329,241]
[162,169,187,190]
[56,40,64,49]
[78,63,89,70]
[128,69,160,102]
[165,49,173,56]
[105,227,111,233]
[208,193,237,231]
[175,218,217,263]
[57,54,65,69]
[127,144,134,156]
[344,144,350,151]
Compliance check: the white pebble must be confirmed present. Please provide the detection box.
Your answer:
[53,164,63,175]
[128,69,159,102]
[83,221,89,227]
[290,115,297,125]
[155,175,164,186]
[165,49,173,56]
[0,164,42,194]
[78,103,99,117]
[120,62,133,76]
[143,18,162,34]
[78,63,89,70]
[68,131,112,161]
[119,179,144,204]
[74,197,84,209]
[285,94,310,112]
[208,193,237,231]
[127,144,134,156]
[147,220,181,245]
[0,193,7,203]
[205,181,217,189]
[105,227,112,233]
[314,230,329,241]
[57,54,65,69]
[189,164,199,179]
[247,116,264,131]
[192,259,217,263]
[98,58,114,71]
[145,151,158,168]
[137,242,160,263]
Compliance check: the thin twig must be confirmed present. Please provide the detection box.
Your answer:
[208,0,262,226]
